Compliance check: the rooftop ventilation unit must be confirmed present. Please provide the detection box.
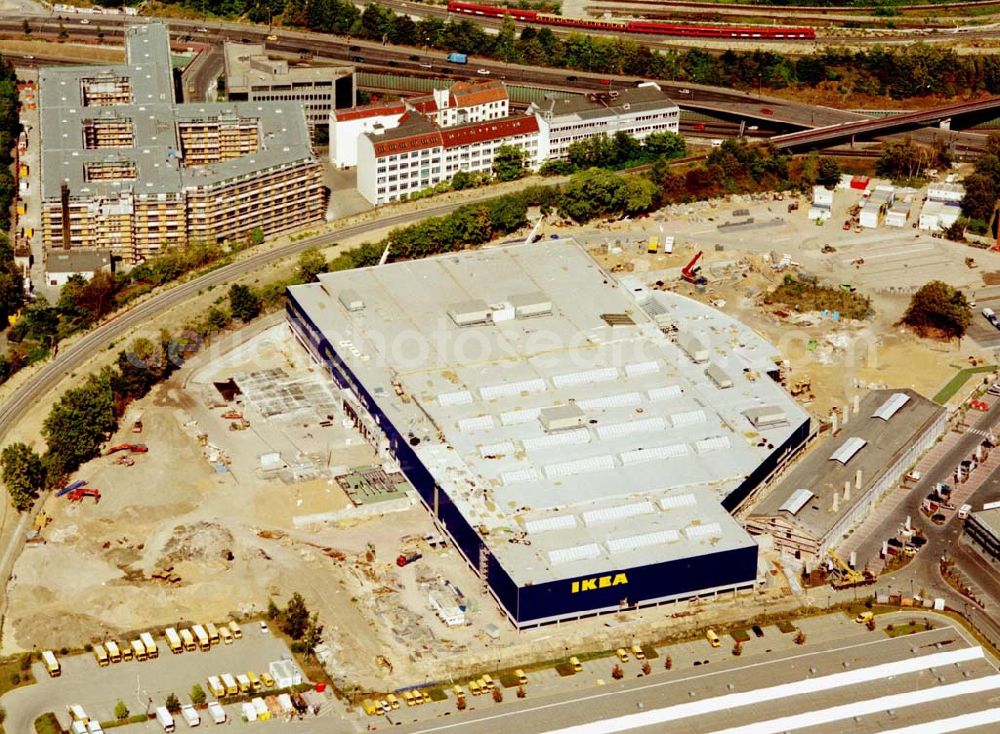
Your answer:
[457,415,496,433]
[544,455,616,479]
[695,435,731,455]
[523,428,591,452]
[606,529,680,555]
[669,409,706,428]
[447,299,490,326]
[684,522,722,539]
[648,385,683,402]
[743,406,787,428]
[553,367,619,389]
[658,493,697,510]
[500,467,541,485]
[872,392,910,421]
[548,543,602,566]
[539,404,586,432]
[581,501,655,526]
[830,437,867,465]
[705,363,733,389]
[779,488,814,515]
[596,417,667,440]
[620,443,690,466]
[577,392,643,410]
[677,332,709,363]
[438,390,473,407]
[509,292,552,318]
[523,515,578,534]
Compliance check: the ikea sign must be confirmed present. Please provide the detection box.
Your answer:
[571,573,628,594]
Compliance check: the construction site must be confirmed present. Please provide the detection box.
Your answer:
[6,172,1000,695]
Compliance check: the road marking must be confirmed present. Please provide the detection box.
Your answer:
[404,635,950,733]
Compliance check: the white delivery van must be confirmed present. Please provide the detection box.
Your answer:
[155,706,175,732]
[180,704,200,727]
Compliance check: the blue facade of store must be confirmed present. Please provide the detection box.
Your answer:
[287,294,804,627]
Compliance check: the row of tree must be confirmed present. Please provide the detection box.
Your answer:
[541,130,687,176]
[0,54,23,337]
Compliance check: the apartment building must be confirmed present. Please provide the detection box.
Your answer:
[530,83,680,160]
[331,80,508,168]
[223,42,354,134]
[39,23,326,263]
[357,112,540,206]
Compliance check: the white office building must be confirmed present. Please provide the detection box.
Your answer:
[530,83,680,160]
[357,112,540,206]
[331,81,508,168]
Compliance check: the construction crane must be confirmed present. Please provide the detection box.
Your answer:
[681,251,707,286]
[826,549,871,589]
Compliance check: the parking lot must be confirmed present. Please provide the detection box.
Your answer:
[2,628,298,733]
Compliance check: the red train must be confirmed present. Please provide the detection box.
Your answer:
[445,1,816,40]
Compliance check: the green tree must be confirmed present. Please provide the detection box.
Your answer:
[111,337,169,407]
[165,693,180,713]
[228,284,261,322]
[250,226,265,247]
[206,306,231,331]
[302,612,324,656]
[495,15,518,63]
[42,371,117,476]
[297,247,328,283]
[900,280,972,340]
[190,683,206,705]
[450,170,476,191]
[267,597,281,620]
[492,145,526,182]
[643,131,686,160]
[876,139,928,180]
[114,700,129,720]
[558,168,630,223]
[0,442,45,511]
[283,592,310,640]
[816,157,842,188]
[22,19,30,35]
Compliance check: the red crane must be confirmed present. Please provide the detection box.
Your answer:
[681,251,707,285]
[67,488,101,503]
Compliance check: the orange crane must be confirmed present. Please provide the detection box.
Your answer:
[681,251,707,285]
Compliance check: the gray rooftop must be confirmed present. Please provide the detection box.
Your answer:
[532,83,677,124]
[288,239,809,585]
[39,23,316,201]
[750,388,945,540]
[45,249,112,273]
[222,41,352,94]
[970,506,1000,539]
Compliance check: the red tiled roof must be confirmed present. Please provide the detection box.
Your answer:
[440,115,538,149]
[372,132,443,157]
[334,101,407,122]
[449,80,507,109]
